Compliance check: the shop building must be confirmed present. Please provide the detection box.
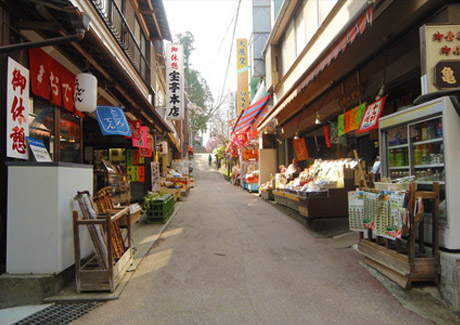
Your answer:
[256,0,460,312]
[0,0,181,306]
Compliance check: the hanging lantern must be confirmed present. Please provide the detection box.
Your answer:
[74,73,97,112]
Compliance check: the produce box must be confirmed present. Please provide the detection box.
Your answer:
[142,193,175,223]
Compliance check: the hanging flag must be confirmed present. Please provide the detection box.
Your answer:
[344,110,352,133]
[349,106,359,131]
[356,102,367,126]
[323,125,331,148]
[132,126,148,148]
[329,121,339,144]
[293,137,309,161]
[357,96,387,134]
[95,106,131,136]
[338,114,345,136]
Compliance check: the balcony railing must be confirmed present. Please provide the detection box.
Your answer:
[91,0,151,85]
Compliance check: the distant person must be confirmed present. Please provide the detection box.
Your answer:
[208,154,212,166]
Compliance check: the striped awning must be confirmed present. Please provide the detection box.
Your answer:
[232,94,270,136]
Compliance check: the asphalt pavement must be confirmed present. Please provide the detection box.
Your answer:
[68,154,454,325]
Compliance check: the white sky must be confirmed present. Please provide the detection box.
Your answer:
[163,0,253,103]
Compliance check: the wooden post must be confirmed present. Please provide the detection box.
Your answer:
[73,211,82,293]
[353,149,368,188]
[106,213,114,292]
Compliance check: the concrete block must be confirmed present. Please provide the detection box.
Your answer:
[439,251,460,312]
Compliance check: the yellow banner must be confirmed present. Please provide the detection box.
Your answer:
[236,39,249,115]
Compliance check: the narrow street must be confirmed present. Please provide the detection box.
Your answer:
[70,153,433,325]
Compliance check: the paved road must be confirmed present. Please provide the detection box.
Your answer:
[71,154,433,325]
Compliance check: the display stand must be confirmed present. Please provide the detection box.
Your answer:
[73,193,133,293]
[298,178,355,219]
[259,188,274,200]
[358,182,440,289]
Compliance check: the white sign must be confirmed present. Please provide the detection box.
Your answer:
[420,24,460,94]
[26,136,51,162]
[7,57,30,159]
[166,44,184,120]
[151,162,160,192]
[158,141,168,155]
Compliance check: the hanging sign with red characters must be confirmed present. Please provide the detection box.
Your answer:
[357,96,387,134]
[7,57,30,159]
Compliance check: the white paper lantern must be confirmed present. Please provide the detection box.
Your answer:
[75,73,97,112]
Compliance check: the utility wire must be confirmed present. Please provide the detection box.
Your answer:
[204,0,242,124]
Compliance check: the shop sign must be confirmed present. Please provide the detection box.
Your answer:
[420,24,460,94]
[158,141,168,155]
[434,60,460,89]
[127,119,141,139]
[236,38,249,115]
[293,138,309,161]
[28,49,82,115]
[26,136,51,162]
[138,166,145,182]
[151,162,160,192]
[132,126,148,148]
[166,44,184,120]
[357,96,387,134]
[7,57,29,159]
[95,106,131,136]
[140,134,153,157]
[339,85,363,108]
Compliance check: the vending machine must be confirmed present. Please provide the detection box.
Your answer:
[379,96,460,249]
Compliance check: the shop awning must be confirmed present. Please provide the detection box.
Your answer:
[258,5,373,132]
[232,94,271,136]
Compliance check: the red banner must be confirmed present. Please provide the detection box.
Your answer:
[60,66,75,113]
[323,125,331,148]
[293,137,309,161]
[138,166,145,182]
[29,49,51,100]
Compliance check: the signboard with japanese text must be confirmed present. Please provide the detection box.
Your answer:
[236,39,249,115]
[151,162,160,192]
[166,44,184,120]
[7,57,29,159]
[29,49,80,115]
[132,126,148,148]
[434,60,460,89]
[420,25,460,94]
[357,96,387,134]
[95,106,131,136]
[26,137,51,162]
[139,134,153,157]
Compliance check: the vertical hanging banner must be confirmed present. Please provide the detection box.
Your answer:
[357,96,387,134]
[323,125,332,148]
[7,57,30,159]
[166,44,184,120]
[236,39,249,115]
[293,138,309,161]
[337,114,345,136]
[151,162,160,192]
[349,106,359,131]
[132,126,148,148]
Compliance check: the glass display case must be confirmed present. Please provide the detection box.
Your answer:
[379,96,460,249]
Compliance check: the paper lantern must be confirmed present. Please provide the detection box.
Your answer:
[75,73,97,112]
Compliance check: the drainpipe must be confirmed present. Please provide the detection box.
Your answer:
[0,12,90,53]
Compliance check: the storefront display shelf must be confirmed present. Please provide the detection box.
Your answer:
[357,182,440,289]
[389,166,410,170]
[413,138,443,146]
[414,164,444,169]
[388,144,409,150]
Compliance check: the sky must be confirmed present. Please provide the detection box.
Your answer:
[163,0,253,103]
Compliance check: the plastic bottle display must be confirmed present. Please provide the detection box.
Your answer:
[414,145,422,165]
